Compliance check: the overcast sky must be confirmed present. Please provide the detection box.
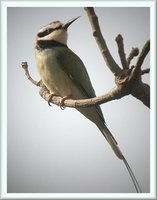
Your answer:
[7,6,150,193]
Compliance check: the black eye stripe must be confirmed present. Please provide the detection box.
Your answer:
[38,28,53,37]
[37,25,62,38]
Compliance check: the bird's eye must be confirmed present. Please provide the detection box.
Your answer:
[37,28,54,37]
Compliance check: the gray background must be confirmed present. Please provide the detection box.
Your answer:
[7,7,150,193]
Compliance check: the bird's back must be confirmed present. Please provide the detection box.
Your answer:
[56,47,105,120]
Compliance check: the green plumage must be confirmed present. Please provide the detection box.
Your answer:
[57,47,105,123]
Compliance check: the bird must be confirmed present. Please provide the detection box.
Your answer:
[35,17,142,193]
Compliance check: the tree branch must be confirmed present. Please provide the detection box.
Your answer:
[84,7,150,108]
[135,40,150,70]
[127,48,139,67]
[84,7,122,75]
[131,82,150,107]
[21,62,40,86]
[141,68,150,75]
[21,62,127,108]
[21,62,150,108]
[39,85,127,108]
[115,34,128,69]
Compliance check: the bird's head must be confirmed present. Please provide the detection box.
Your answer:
[36,16,80,45]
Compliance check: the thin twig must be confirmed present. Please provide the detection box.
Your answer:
[21,62,40,86]
[127,48,139,67]
[115,34,128,69]
[141,68,150,75]
[84,7,121,75]
[136,40,150,69]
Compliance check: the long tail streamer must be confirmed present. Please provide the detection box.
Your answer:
[123,157,142,193]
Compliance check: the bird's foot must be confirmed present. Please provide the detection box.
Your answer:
[59,96,69,110]
[48,93,59,106]
[60,95,74,110]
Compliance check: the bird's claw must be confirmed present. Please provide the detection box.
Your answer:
[48,94,58,106]
[60,96,69,110]
[48,94,70,109]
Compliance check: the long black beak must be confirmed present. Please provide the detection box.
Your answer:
[63,16,80,29]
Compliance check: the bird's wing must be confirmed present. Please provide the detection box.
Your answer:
[56,47,105,122]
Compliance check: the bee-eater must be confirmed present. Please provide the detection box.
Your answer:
[35,17,141,193]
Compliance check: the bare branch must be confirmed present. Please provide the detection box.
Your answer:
[39,85,126,108]
[84,7,122,75]
[127,48,139,67]
[141,68,150,75]
[21,62,150,108]
[21,62,41,86]
[21,62,127,108]
[135,40,150,70]
[115,34,128,69]
[131,82,150,107]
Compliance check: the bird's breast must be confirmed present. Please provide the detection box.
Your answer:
[35,48,72,97]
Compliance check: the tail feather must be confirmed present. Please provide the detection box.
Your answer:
[98,124,124,160]
[99,124,142,193]
[76,106,142,192]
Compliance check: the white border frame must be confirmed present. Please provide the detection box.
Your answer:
[0,0,156,199]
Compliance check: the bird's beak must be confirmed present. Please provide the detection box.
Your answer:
[63,16,80,29]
